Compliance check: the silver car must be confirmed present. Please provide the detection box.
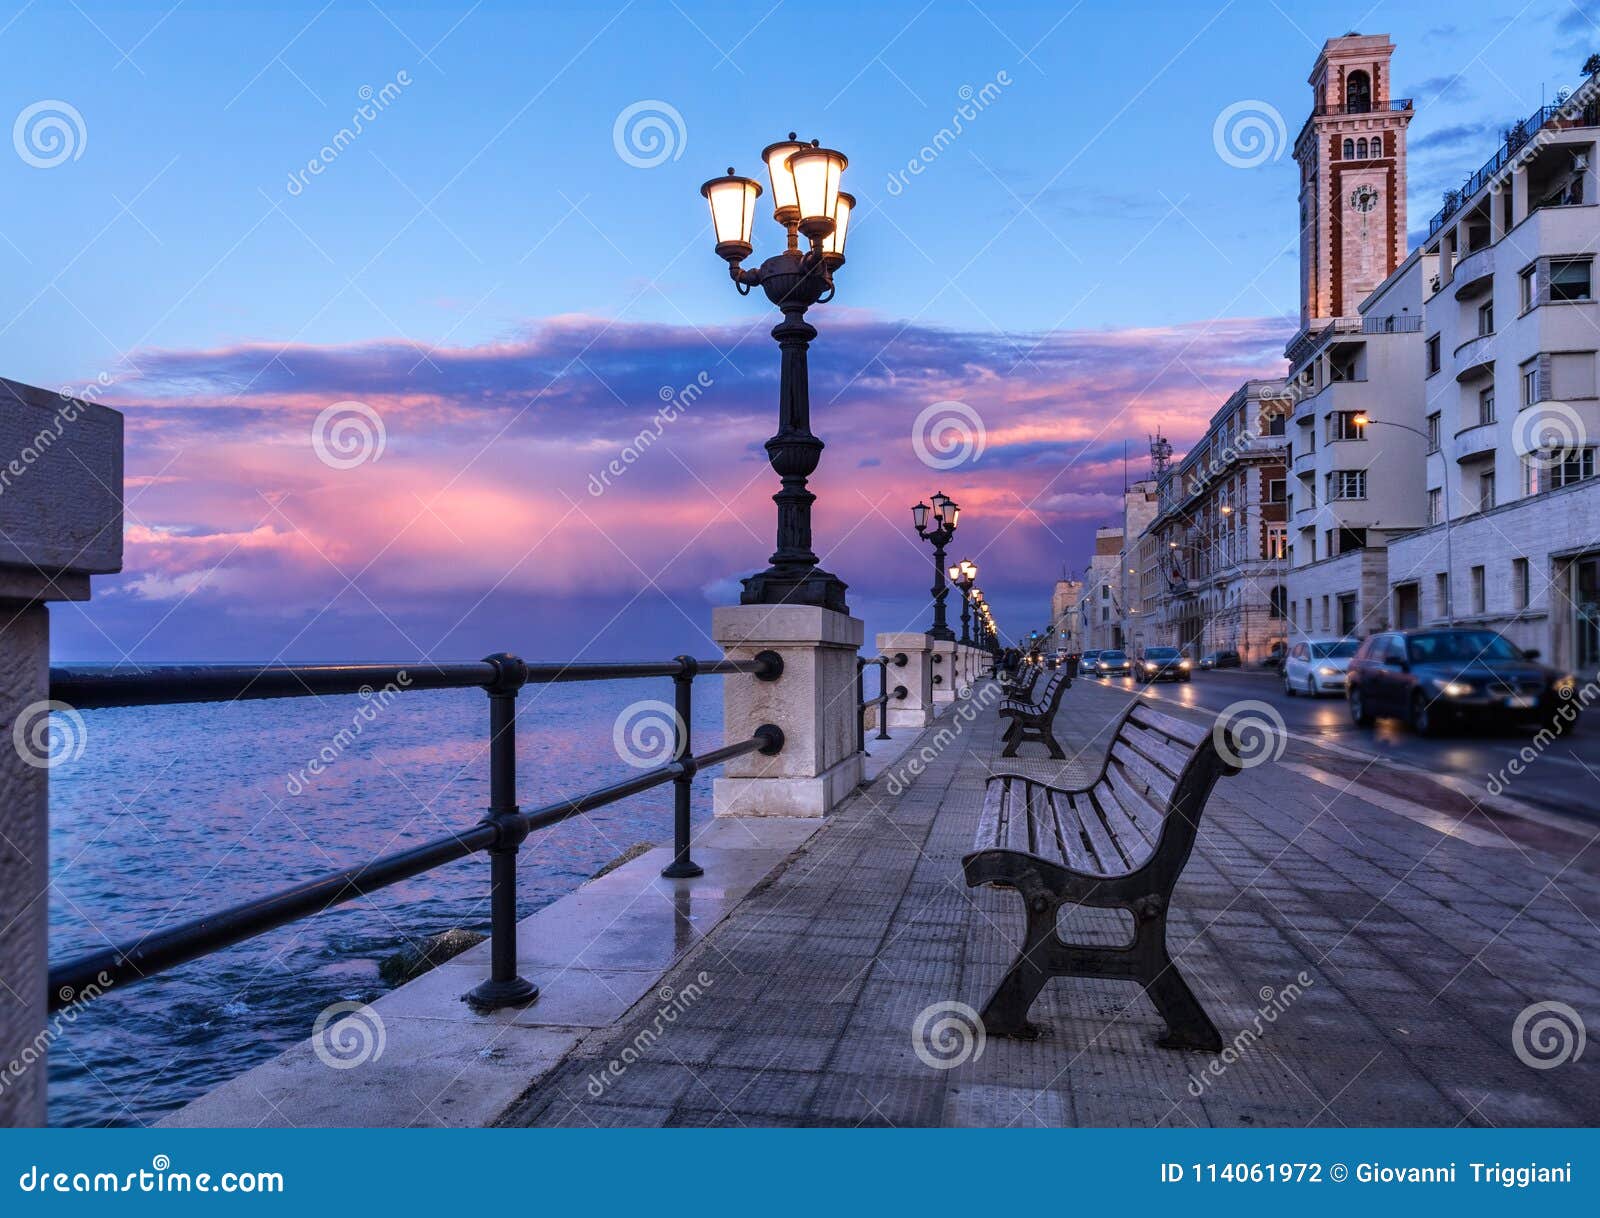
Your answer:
[1283,637,1359,697]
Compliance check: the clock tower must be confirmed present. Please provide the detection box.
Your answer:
[1292,33,1412,337]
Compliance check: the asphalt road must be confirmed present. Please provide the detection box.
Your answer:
[1080,667,1600,823]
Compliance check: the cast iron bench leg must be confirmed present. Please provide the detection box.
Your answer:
[1136,902,1222,1052]
[979,885,1056,1040]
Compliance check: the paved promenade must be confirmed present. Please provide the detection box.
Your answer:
[506,680,1600,1127]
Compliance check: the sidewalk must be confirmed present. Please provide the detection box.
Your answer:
[505,681,1600,1127]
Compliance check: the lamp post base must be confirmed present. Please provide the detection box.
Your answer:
[740,566,850,615]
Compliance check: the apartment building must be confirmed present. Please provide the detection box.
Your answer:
[1082,526,1124,651]
[1384,76,1600,677]
[1050,577,1083,656]
[1147,380,1292,664]
[1285,253,1430,637]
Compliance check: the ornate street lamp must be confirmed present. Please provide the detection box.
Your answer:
[912,492,960,640]
[947,558,978,644]
[701,136,853,613]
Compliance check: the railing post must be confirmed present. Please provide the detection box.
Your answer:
[661,656,704,879]
[855,655,867,754]
[875,658,891,740]
[467,653,539,1011]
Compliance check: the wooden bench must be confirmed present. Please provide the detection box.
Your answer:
[1000,663,1042,698]
[999,667,1073,759]
[964,698,1241,1050]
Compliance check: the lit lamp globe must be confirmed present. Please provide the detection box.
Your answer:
[700,170,762,266]
[788,146,847,244]
[822,192,853,271]
[760,134,808,230]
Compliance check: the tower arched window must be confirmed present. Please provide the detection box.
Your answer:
[1346,70,1372,113]
[1343,138,1354,158]
[1356,138,1369,158]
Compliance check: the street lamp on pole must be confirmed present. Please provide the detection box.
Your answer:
[947,558,977,644]
[1352,413,1451,626]
[913,493,960,640]
[701,136,854,613]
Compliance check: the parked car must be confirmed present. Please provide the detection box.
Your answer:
[1079,650,1102,675]
[1096,649,1131,677]
[1137,646,1192,683]
[1198,649,1241,670]
[1283,637,1359,697]
[1346,628,1576,736]
[1262,641,1288,671]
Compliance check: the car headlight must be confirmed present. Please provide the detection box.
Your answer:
[1143,662,1157,670]
[1179,660,1191,669]
[1432,678,1472,697]
[1317,666,1339,677]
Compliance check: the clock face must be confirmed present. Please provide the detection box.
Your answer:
[1349,184,1379,213]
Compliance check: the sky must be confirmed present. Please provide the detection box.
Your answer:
[7,0,1600,663]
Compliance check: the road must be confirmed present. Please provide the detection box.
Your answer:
[1079,667,1600,824]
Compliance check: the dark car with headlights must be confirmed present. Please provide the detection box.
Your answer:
[1137,646,1191,683]
[1198,649,1241,670]
[1346,628,1576,736]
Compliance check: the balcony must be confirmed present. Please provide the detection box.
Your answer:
[1452,331,1499,379]
[1292,448,1317,477]
[1453,246,1494,299]
[1454,420,1500,462]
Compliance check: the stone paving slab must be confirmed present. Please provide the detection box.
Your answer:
[506,681,1600,1128]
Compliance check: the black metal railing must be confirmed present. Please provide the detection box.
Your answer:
[1428,87,1600,236]
[45,651,784,1013]
[855,653,905,751]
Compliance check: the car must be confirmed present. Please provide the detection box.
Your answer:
[1262,641,1288,671]
[1198,649,1241,670]
[1137,646,1192,683]
[1096,649,1131,677]
[1283,637,1359,697]
[1345,628,1577,736]
[1079,650,1102,675]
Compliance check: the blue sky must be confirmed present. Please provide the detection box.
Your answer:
[8,0,1598,661]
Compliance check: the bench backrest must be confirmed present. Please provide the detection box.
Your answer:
[1012,665,1043,699]
[1094,698,1242,878]
[1034,668,1072,716]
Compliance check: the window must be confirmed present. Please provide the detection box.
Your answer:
[1426,412,1441,452]
[1267,523,1288,560]
[1478,387,1496,425]
[1471,566,1486,615]
[1270,586,1287,618]
[1550,258,1593,302]
[1477,299,1494,335]
[1436,572,1450,620]
[1346,70,1371,113]
[1426,334,1441,375]
[1513,557,1530,610]
[1321,596,1330,632]
[1342,138,1354,158]
[1524,447,1598,492]
[1521,265,1537,312]
[1428,487,1443,524]
[1267,478,1287,503]
[1479,470,1496,511]
[1523,359,1540,406]
[1331,470,1367,499]
[1264,413,1287,436]
[1550,351,1597,400]
[1328,411,1367,441]
[1356,137,1369,158]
